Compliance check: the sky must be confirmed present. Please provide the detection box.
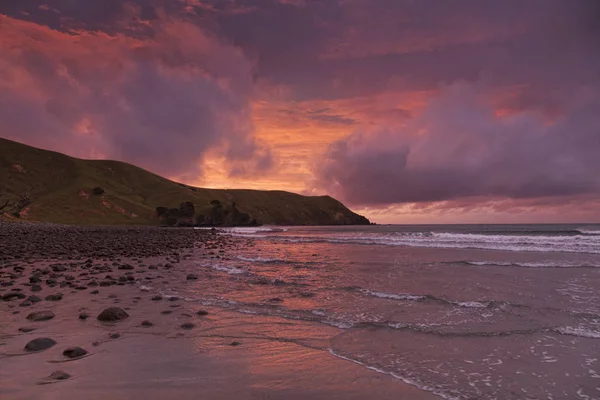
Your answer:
[1,0,599,224]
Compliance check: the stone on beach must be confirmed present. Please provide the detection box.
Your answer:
[49,370,70,380]
[26,310,55,321]
[97,307,129,322]
[63,347,88,358]
[25,337,57,352]
[2,292,26,301]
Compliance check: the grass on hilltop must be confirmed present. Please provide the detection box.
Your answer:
[0,137,369,226]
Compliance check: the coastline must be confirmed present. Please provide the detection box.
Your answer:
[0,223,436,400]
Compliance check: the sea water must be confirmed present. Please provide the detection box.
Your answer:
[178,224,600,399]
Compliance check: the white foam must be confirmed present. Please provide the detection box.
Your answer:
[225,226,289,234]
[323,320,354,329]
[236,255,283,263]
[327,349,459,400]
[195,261,246,274]
[244,229,600,254]
[578,229,600,235]
[465,260,600,268]
[363,289,426,301]
[454,301,489,308]
[555,326,600,339]
[212,265,246,275]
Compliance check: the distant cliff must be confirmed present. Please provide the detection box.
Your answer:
[0,137,370,226]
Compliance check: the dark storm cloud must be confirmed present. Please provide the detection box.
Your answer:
[0,8,271,178]
[314,83,600,205]
[199,0,600,106]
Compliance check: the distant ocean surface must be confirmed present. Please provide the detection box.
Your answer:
[179,224,600,399]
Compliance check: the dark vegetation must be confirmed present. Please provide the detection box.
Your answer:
[155,200,258,227]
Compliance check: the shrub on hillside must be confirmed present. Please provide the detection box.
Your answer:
[92,187,105,195]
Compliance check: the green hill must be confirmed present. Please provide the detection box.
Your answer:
[0,137,370,226]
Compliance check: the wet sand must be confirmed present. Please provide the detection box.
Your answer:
[0,223,436,400]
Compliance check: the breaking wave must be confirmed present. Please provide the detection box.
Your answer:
[231,229,600,254]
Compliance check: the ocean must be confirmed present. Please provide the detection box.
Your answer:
[178,224,600,399]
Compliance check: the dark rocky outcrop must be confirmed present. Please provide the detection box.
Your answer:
[156,201,196,226]
[196,200,258,227]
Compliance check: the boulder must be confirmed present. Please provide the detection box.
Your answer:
[25,337,57,352]
[49,370,70,380]
[97,307,129,322]
[2,292,26,301]
[63,347,88,358]
[26,310,55,321]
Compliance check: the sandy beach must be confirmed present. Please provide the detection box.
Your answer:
[0,223,435,400]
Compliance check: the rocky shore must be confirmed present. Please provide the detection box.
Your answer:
[0,222,434,400]
[0,222,238,383]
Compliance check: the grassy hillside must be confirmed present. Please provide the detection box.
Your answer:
[0,138,370,226]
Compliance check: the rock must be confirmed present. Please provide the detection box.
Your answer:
[28,295,42,303]
[97,307,129,322]
[186,274,198,280]
[90,290,99,294]
[19,301,32,307]
[63,347,88,358]
[141,320,153,327]
[230,341,242,346]
[268,297,283,303]
[161,310,172,315]
[19,327,36,333]
[31,285,42,292]
[45,294,63,301]
[151,295,162,301]
[26,311,55,321]
[196,310,209,316]
[2,292,26,301]
[118,264,134,270]
[180,322,195,330]
[49,370,70,380]
[79,313,89,320]
[109,333,120,339]
[24,337,57,352]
